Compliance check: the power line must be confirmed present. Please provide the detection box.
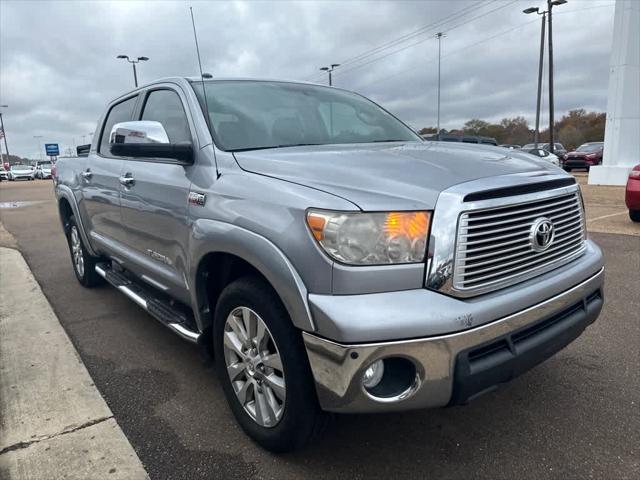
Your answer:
[333,0,519,79]
[353,2,615,92]
[335,1,497,69]
[304,0,503,82]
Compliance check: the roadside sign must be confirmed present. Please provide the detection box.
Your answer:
[45,143,59,156]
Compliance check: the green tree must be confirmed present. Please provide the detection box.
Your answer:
[463,119,490,135]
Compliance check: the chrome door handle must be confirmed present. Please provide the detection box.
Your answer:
[80,170,92,180]
[119,175,135,187]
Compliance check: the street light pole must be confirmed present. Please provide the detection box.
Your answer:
[435,32,445,140]
[535,12,546,148]
[33,135,43,162]
[319,64,340,86]
[0,105,10,163]
[523,7,547,148]
[116,55,150,88]
[547,0,567,154]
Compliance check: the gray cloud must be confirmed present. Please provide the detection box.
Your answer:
[0,0,614,158]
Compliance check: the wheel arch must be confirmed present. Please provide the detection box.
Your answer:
[56,185,98,257]
[190,220,315,336]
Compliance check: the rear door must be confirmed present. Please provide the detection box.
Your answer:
[80,94,139,247]
[119,85,196,298]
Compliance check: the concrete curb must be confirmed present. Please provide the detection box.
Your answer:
[0,246,149,480]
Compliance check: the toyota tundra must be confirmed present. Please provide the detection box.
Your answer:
[54,78,604,452]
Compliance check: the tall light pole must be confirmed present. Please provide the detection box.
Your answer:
[33,135,43,162]
[547,0,567,154]
[435,32,446,140]
[319,64,340,86]
[523,7,547,147]
[116,55,150,88]
[0,105,9,164]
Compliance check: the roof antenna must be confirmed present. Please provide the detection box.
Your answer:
[190,6,220,179]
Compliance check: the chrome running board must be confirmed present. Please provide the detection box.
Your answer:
[95,263,200,343]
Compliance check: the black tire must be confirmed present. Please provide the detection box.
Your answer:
[65,215,104,287]
[213,276,326,452]
[630,210,640,223]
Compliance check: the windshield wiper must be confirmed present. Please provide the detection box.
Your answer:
[371,139,408,143]
[231,143,325,152]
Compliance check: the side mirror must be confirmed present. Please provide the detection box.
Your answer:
[109,121,193,164]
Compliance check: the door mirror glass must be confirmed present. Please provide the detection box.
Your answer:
[109,121,193,164]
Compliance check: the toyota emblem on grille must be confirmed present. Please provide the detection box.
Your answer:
[530,217,555,252]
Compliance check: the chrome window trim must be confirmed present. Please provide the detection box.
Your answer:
[425,171,584,297]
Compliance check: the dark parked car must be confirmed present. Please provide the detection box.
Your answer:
[625,164,640,222]
[563,142,604,171]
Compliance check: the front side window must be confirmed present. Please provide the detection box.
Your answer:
[141,90,191,144]
[191,80,419,151]
[99,95,138,154]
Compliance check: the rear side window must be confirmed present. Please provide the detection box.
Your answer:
[141,90,191,143]
[99,96,138,154]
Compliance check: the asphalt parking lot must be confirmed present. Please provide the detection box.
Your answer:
[1,179,639,480]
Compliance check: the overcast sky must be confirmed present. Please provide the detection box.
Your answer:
[0,0,615,159]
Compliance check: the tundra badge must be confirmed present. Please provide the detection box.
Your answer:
[188,192,206,207]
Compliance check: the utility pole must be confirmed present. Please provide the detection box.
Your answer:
[436,32,445,140]
[0,105,10,164]
[319,64,340,86]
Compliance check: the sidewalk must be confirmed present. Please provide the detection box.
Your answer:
[0,246,149,480]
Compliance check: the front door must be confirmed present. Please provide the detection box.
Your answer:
[119,87,195,298]
[80,94,139,247]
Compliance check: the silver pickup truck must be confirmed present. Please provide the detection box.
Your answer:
[54,78,604,452]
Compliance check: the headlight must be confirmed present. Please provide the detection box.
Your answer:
[306,209,431,265]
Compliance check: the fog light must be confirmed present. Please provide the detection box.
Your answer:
[362,359,385,389]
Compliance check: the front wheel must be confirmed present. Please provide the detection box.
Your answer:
[630,209,640,223]
[65,215,104,287]
[213,276,326,452]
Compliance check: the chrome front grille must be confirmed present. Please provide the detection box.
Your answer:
[453,192,586,294]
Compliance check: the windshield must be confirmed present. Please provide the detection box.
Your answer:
[39,162,52,167]
[191,80,420,151]
[576,143,603,152]
[11,164,30,170]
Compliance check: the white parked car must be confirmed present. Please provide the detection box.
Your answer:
[34,160,53,179]
[524,147,560,167]
[8,164,35,181]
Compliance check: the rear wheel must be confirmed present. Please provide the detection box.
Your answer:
[213,276,326,452]
[65,215,103,287]
[630,209,640,223]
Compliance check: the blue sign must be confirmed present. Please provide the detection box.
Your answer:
[45,143,59,156]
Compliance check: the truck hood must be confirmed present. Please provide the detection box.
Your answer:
[233,141,561,210]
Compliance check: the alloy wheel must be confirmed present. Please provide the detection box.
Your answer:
[222,306,286,427]
[70,226,84,278]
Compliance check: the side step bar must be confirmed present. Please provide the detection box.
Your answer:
[95,263,201,343]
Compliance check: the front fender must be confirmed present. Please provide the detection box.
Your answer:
[189,219,314,333]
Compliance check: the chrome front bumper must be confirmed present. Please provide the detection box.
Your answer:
[303,267,604,413]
